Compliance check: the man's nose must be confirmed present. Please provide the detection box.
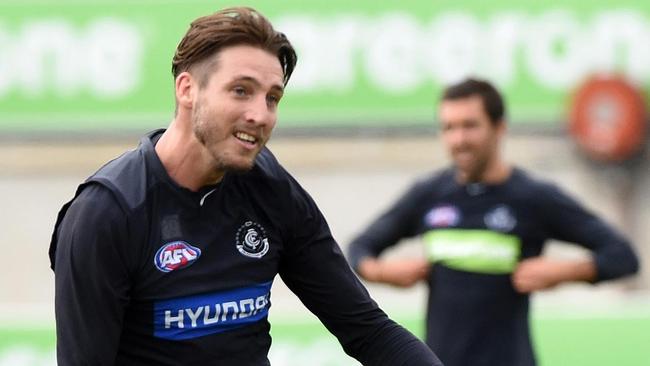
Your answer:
[244,97,273,126]
[447,128,467,147]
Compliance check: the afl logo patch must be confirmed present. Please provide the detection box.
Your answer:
[236,221,269,259]
[154,241,201,273]
[425,205,461,228]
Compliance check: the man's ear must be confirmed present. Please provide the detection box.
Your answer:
[175,71,195,110]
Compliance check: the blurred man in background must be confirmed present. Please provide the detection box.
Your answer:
[348,78,639,366]
[49,7,442,366]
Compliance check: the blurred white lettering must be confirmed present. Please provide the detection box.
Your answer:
[0,18,142,98]
[483,13,525,87]
[277,17,361,92]
[278,10,650,93]
[85,19,142,97]
[591,10,650,82]
[525,10,586,88]
[364,13,421,92]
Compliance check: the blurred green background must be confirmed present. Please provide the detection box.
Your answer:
[2,0,650,133]
[2,314,649,365]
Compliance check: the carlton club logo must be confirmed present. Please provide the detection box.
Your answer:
[154,241,202,273]
[484,204,517,232]
[235,221,269,259]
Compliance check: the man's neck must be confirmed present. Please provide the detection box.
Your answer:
[155,121,224,192]
[457,158,512,185]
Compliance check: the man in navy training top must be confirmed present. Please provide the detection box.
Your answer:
[347,78,639,366]
[49,7,443,366]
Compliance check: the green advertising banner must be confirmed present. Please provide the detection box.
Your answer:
[1,0,649,133]
[1,316,649,366]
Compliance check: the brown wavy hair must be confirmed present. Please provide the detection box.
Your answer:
[172,7,297,87]
[442,78,505,126]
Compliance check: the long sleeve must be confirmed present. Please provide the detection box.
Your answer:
[52,184,132,365]
[347,180,430,271]
[279,176,442,366]
[537,183,640,282]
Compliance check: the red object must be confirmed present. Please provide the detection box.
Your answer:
[569,75,647,162]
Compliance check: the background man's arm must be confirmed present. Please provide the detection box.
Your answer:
[349,180,431,288]
[512,183,639,293]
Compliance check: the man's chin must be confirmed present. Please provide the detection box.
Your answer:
[218,156,257,173]
[213,147,263,173]
[223,162,254,173]
[454,165,480,182]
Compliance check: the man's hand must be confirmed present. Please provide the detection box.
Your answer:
[512,256,597,293]
[358,258,430,287]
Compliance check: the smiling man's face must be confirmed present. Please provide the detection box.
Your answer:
[439,95,504,183]
[191,44,285,173]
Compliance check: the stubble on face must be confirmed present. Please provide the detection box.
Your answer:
[185,45,283,177]
[455,148,489,183]
[440,97,500,183]
[191,101,261,173]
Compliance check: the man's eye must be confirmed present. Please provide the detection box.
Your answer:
[233,87,247,96]
[267,95,279,105]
